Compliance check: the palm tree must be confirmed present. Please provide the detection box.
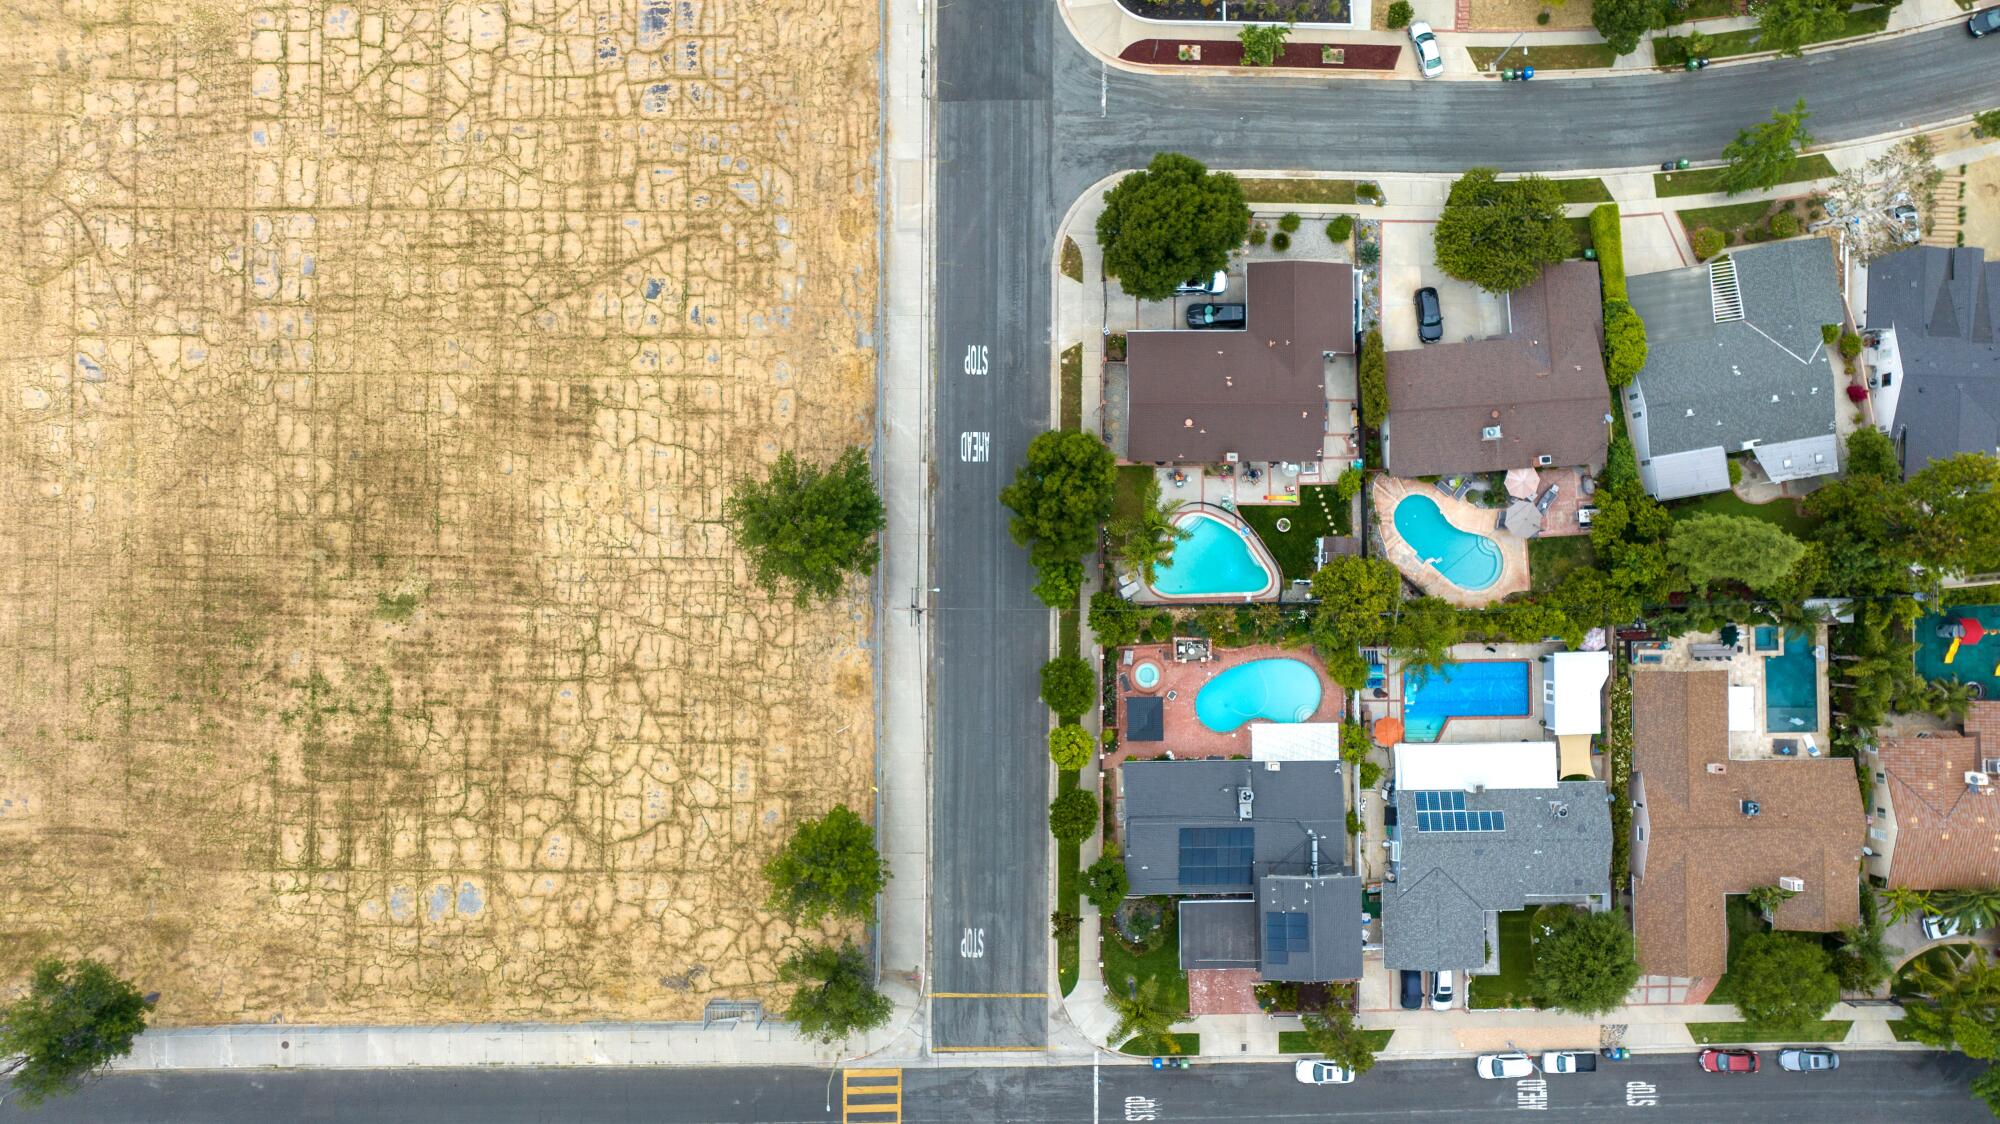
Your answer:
[1107,977,1183,1055]
[1834,921,1898,993]
[1926,679,1980,723]
[1109,475,1189,584]
[1934,887,2000,932]
[1882,886,1935,926]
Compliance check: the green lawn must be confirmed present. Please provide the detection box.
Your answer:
[1113,465,1154,528]
[1243,179,1360,205]
[1278,1028,1395,1054]
[1056,770,1081,997]
[1653,5,1891,66]
[1529,536,1596,595]
[1470,909,1539,1009]
[1061,343,1082,431]
[1237,484,1352,583]
[1654,154,1838,198]
[1101,896,1190,1017]
[1467,43,1617,71]
[1687,1019,1852,1044]
[1704,896,1769,1005]
[1668,489,1822,538]
[1887,1019,1922,1042]
[1553,178,1615,204]
[1566,215,1595,260]
[1674,0,1744,18]
[1678,200,1781,238]
[1121,1033,1200,1056]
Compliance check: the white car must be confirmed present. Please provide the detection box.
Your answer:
[1431,968,1456,1010]
[1295,1059,1357,1084]
[1478,1052,1535,1080]
[1408,22,1444,79]
[1922,914,1972,941]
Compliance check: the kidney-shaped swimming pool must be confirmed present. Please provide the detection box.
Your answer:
[1393,494,1503,592]
[1195,658,1323,734]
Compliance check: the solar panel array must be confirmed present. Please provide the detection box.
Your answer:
[1178,826,1254,887]
[1264,911,1310,966]
[1413,790,1505,833]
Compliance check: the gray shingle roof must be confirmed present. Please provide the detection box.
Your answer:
[1624,240,1844,491]
[1178,899,1262,970]
[1864,246,2000,473]
[1382,781,1612,970]
[1121,759,1346,896]
[1259,873,1364,982]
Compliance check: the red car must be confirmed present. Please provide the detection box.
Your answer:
[1700,1048,1759,1074]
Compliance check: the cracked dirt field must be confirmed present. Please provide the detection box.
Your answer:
[0,0,878,1024]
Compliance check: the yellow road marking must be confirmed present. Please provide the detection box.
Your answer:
[930,991,1047,998]
[842,1067,901,1123]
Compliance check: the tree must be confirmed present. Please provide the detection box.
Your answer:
[1238,22,1291,66]
[1749,0,1847,58]
[1051,910,1082,940]
[1108,976,1183,1055]
[0,959,148,1107]
[1593,0,1667,55]
[1432,169,1576,293]
[1902,453,2000,579]
[1846,425,1901,480]
[1040,655,1096,719]
[726,447,885,607]
[1832,918,1896,993]
[1745,882,1800,916]
[1529,909,1642,1016]
[1031,556,1084,610]
[1096,153,1252,301]
[1050,788,1099,843]
[779,941,892,1043]
[1718,99,1814,196]
[1309,555,1402,646]
[1050,723,1094,770]
[1298,1005,1380,1074]
[1108,471,1189,584]
[1732,932,1841,1028]
[1931,887,2000,933]
[1383,596,1465,669]
[1883,885,1936,926]
[763,804,887,924]
[1602,299,1649,387]
[1089,589,1147,648]
[1901,944,2000,1056]
[1977,109,2000,139]
[1084,855,1131,914]
[1667,513,1807,593]
[1000,430,1117,569]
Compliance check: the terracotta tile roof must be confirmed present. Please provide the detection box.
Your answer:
[1878,702,2000,890]
[1629,670,1864,978]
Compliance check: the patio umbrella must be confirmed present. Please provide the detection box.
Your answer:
[1372,716,1404,746]
[1503,498,1543,538]
[1505,466,1541,500]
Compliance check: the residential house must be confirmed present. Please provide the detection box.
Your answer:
[1120,758,1362,982]
[1863,246,2000,474]
[1382,260,1611,478]
[1628,670,1864,979]
[1125,260,1357,466]
[1542,651,1611,780]
[1866,703,2000,889]
[1622,239,1846,500]
[1381,741,1612,971]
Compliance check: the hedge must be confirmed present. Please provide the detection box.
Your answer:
[1603,298,1649,388]
[1589,203,1625,301]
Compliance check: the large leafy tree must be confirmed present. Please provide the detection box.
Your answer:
[1530,908,1642,1016]
[1809,440,2000,595]
[0,959,148,1107]
[1901,944,2000,1057]
[1593,0,1667,55]
[1096,153,1252,301]
[1000,430,1116,565]
[1084,855,1131,914]
[1298,1005,1379,1074]
[1667,513,1807,593]
[1050,788,1100,844]
[1749,0,1848,58]
[1732,932,1841,1028]
[1040,655,1096,719]
[1383,596,1465,670]
[726,447,885,606]
[779,941,893,1043]
[1108,976,1184,1055]
[763,804,887,924]
[1308,556,1403,689]
[1718,99,1814,196]
[1432,169,1576,293]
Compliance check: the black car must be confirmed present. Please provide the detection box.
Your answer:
[1187,302,1246,330]
[1415,287,1443,343]
[1399,969,1425,1010]
[1971,7,2000,35]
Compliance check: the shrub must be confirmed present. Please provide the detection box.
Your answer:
[1977,109,2000,139]
[1345,809,1362,836]
[1537,8,1552,21]
[1040,655,1096,719]
[1084,855,1131,914]
[1358,759,1383,789]
[1271,231,1292,252]
[1050,788,1100,843]
[1588,204,1626,300]
[1238,21,1292,67]
[1821,323,1840,345]
[1326,215,1354,243]
[1839,331,1863,361]
[1691,227,1726,260]
[1768,210,1800,238]
[1333,466,1366,505]
[1358,330,1387,427]
[1248,227,1268,247]
[1049,723,1093,770]
[1357,240,1380,266]
[1356,181,1380,202]
[1278,212,1302,234]
[1602,298,1649,387]
[1386,0,1414,26]
[1728,458,1744,487]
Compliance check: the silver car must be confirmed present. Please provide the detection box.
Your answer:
[1408,22,1444,79]
[1778,1047,1839,1072]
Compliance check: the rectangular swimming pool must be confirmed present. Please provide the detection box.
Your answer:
[1763,631,1819,733]
[1402,661,1532,742]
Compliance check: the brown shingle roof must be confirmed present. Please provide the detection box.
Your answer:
[1629,670,1864,979]
[1879,702,2000,890]
[1126,261,1355,464]
[1382,261,1611,477]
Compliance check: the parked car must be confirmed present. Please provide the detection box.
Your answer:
[1408,21,1444,78]
[1295,1059,1357,1085]
[1186,303,1246,330]
[1699,1048,1759,1074]
[1536,484,1560,513]
[1970,6,2000,35]
[1778,1048,1840,1073]
[1400,969,1426,1010]
[1922,914,1973,941]
[1415,287,1443,343]
[1541,1051,1597,1074]
[1176,270,1228,296]
[1889,204,1922,245]
[1431,969,1456,1010]
[1477,1053,1535,1080]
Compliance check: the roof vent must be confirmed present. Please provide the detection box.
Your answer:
[1265,760,1282,771]
[1741,799,1761,817]
[1536,454,1554,466]
[1779,876,1805,892]
[1549,801,1570,818]
[1707,762,1728,775]
[1481,425,1503,441]
[1238,786,1256,821]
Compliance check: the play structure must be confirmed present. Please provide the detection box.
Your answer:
[1939,617,1989,672]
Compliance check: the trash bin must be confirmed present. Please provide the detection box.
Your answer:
[1521,65,1534,79]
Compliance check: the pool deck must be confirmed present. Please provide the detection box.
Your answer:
[1371,475,1529,608]
[1630,625,1831,760]
[1107,642,1340,768]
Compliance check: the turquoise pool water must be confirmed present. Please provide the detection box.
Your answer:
[1393,495,1503,591]
[1151,514,1272,598]
[1754,625,1781,652]
[1134,662,1161,690]
[1763,631,1819,733]
[1916,605,2000,698]
[1196,658,1323,733]
[1403,661,1531,742]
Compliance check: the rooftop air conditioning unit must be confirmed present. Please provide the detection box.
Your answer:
[1741,799,1761,817]
[1536,454,1554,466]
[1984,758,2000,775]
[1779,876,1805,893]
[1481,425,1503,441]
[1224,451,1239,463]
[1238,786,1256,821]
[1967,771,1992,788]
[1707,763,1728,775]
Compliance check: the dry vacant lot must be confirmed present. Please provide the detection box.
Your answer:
[0,0,878,1024]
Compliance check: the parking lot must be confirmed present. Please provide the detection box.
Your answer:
[1380,220,1512,350]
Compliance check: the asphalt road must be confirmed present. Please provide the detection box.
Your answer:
[927,0,1058,1051]
[7,1054,1989,1122]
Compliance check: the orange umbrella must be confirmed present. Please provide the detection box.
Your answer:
[1372,716,1404,746]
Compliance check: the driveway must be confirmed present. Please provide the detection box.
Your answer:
[1379,220,1510,351]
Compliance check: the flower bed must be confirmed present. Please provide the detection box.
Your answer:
[1119,39,1401,69]
[1119,0,1354,24]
